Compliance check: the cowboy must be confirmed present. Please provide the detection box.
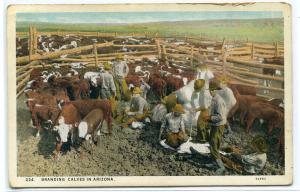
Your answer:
[99,62,116,100]
[191,79,211,143]
[207,80,227,174]
[196,63,214,89]
[195,64,214,127]
[140,79,151,99]
[217,75,236,133]
[159,104,188,149]
[121,87,149,128]
[112,54,129,100]
[115,90,132,124]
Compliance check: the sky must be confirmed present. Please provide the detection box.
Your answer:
[16,11,283,24]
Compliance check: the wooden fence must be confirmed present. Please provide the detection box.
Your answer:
[16,27,285,98]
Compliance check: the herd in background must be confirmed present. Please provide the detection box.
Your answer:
[20,35,285,174]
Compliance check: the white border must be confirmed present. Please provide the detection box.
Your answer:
[1,0,300,191]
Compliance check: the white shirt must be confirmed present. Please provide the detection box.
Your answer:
[197,69,214,90]
[218,87,237,115]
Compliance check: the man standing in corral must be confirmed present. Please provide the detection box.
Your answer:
[191,79,211,143]
[112,54,129,100]
[217,75,236,134]
[207,81,227,174]
[121,87,149,129]
[159,104,188,149]
[99,62,116,100]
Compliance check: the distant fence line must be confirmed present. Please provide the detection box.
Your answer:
[16,27,284,98]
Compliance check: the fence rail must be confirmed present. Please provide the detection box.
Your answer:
[16,27,285,98]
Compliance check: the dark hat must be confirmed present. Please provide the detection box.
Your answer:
[209,81,221,91]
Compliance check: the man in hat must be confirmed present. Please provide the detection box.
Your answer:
[196,63,214,89]
[99,62,116,100]
[140,79,151,100]
[159,104,188,149]
[217,75,236,134]
[121,87,149,128]
[240,136,268,174]
[112,54,129,100]
[207,80,227,174]
[191,79,211,143]
[115,90,132,124]
[195,64,214,130]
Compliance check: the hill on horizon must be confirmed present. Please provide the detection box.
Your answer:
[16,18,283,43]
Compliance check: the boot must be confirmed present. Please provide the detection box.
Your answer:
[215,159,226,175]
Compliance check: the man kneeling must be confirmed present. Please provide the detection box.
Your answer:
[159,104,188,149]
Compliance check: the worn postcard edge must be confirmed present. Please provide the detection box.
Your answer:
[7,3,293,187]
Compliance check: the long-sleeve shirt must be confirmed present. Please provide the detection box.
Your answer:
[129,95,149,115]
[140,81,150,98]
[209,94,227,126]
[161,112,185,133]
[100,71,116,94]
[218,87,236,115]
[112,61,129,78]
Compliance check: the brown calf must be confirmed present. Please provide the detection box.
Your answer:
[245,102,284,135]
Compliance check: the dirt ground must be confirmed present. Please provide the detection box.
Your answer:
[17,93,284,177]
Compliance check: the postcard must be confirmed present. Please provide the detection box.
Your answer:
[7,3,292,187]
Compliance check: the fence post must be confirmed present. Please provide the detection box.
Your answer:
[251,43,254,59]
[162,45,168,66]
[93,44,98,67]
[222,50,227,75]
[33,27,38,54]
[190,46,194,67]
[274,42,279,57]
[155,39,161,60]
[29,26,33,61]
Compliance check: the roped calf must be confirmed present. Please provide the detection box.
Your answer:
[78,109,104,149]
[70,99,113,135]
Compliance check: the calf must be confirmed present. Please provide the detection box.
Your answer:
[125,75,141,87]
[163,76,184,95]
[53,103,82,159]
[148,74,167,99]
[228,83,256,96]
[78,109,104,147]
[228,88,267,125]
[245,102,284,135]
[25,91,61,136]
[79,79,90,99]
[70,99,113,135]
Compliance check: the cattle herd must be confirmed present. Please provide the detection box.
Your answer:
[18,35,285,174]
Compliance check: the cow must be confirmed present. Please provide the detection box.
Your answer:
[69,99,113,135]
[78,109,105,154]
[163,76,184,96]
[125,75,141,87]
[262,57,284,93]
[228,87,267,126]
[244,102,284,135]
[52,103,82,159]
[25,91,62,137]
[228,83,256,96]
[78,79,90,99]
[148,74,167,99]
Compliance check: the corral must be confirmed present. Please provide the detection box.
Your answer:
[16,27,285,176]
